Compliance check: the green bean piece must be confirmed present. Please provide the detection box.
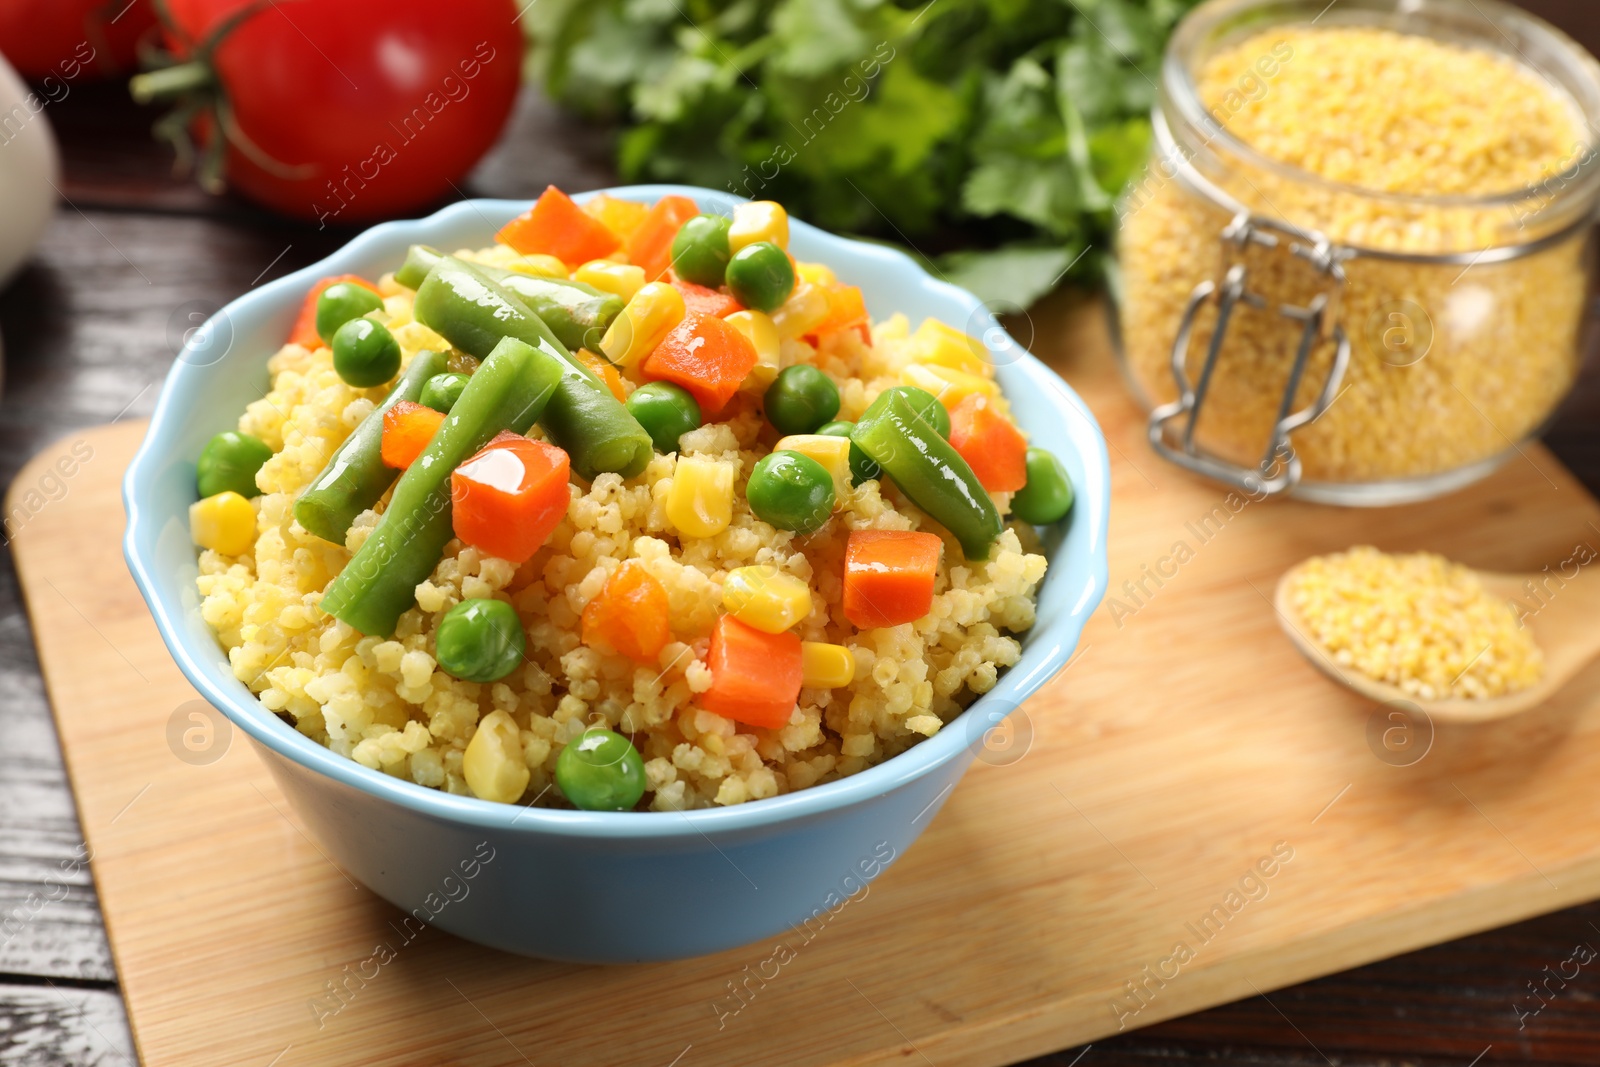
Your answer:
[196,431,273,500]
[862,385,950,438]
[411,255,652,480]
[852,391,1001,560]
[317,336,564,636]
[293,349,448,544]
[393,244,441,290]
[395,244,623,354]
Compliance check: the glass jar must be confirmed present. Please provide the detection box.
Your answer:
[1113,0,1600,504]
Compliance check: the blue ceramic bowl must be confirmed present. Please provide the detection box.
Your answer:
[123,186,1109,963]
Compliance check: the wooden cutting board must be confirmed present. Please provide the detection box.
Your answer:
[13,295,1600,1067]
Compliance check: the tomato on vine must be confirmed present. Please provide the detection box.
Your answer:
[0,0,157,80]
[131,0,522,224]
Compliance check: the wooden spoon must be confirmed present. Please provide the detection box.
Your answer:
[1273,559,1600,723]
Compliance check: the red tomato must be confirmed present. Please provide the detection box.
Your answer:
[0,0,157,80]
[147,0,521,223]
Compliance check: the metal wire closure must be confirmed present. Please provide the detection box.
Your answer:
[1148,209,1352,495]
[1142,105,1594,496]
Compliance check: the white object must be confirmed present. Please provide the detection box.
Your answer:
[0,53,60,287]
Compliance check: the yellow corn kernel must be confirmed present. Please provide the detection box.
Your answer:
[667,455,734,539]
[575,260,646,302]
[801,641,856,688]
[774,434,851,508]
[729,200,790,252]
[795,261,836,286]
[600,282,686,368]
[912,318,991,377]
[506,254,569,279]
[900,362,1005,412]
[726,309,781,392]
[722,566,813,633]
[189,491,256,556]
[771,282,830,340]
[582,193,649,241]
[463,710,529,804]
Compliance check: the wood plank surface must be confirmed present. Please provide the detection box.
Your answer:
[3,3,1600,1057]
[12,292,1600,1066]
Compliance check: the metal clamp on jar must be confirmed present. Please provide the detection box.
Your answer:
[1116,0,1600,505]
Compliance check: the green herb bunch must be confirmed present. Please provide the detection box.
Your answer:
[525,0,1201,305]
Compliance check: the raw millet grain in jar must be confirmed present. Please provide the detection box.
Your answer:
[1118,25,1592,485]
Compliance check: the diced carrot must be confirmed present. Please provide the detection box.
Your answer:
[948,394,1028,493]
[640,311,758,418]
[626,195,700,282]
[450,433,572,564]
[581,560,671,665]
[699,614,803,729]
[842,530,942,629]
[670,276,744,318]
[496,185,622,266]
[380,400,446,470]
[808,283,870,342]
[289,274,379,349]
[575,348,629,402]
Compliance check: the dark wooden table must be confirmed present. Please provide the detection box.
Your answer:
[5,14,1600,1063]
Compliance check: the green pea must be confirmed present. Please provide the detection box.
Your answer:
[1011,447,1074,525]
[419,371,470,412]
[747,450,835,534]
[817,420,881,486]
[332,317,401,388]
[863,385,950,439]
[555,729,647,811]
[764,364,840,436]
[626,381,702,454]
[435,598,526,683]
[196,431,273,499]
[725,241,795,312]
[315,282,384,344]
[670,214,733,288]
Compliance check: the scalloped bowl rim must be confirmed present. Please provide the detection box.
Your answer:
[123,185,1110,841]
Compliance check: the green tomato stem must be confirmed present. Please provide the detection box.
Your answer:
[130,62,214,105]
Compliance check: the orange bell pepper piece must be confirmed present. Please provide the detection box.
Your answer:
[626,195,699,281]
[575,348,629,402]
[842,530,943,629]
[948,394,1028,493]
[581,560,672,665]
[450,432,572,564]
[496,185,622,266]
[380,400,446,470]
[808,283,870,343]
[289,273,379,349]
[640,311,758,418]
[699,614,803,729]
[582,193,650,242]
[670,277,743,318]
